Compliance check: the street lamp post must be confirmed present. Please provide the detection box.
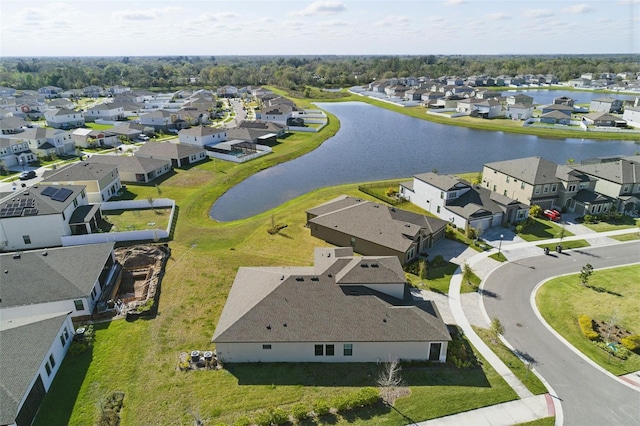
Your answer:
[498,234,504,256]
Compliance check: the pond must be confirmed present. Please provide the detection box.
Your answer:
[210,101,638,222]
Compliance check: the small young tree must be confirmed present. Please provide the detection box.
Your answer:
[462,263,475,287]
[529,204,542,218]
[557,221,566,243]
[579,263,594,287]
[490,317,504,342]
[147,195,155,211]
[419,259,428,280]
[376,359,404,405]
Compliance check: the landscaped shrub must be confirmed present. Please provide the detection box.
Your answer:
[621,334,640,352]
[529,204,542,218]
[232,415,252,426]
[431,255,446,268]
[351,387,380,407]
[331,394,351,411]
[385,187,396,197]
[594,341,630,360]
[583,214,596,224]
[97,391,125,426]
[578,314,599,341]
[312,399,330,416]
[290,403,309,421]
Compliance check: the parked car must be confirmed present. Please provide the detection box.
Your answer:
[543,209,562,222]
[137,135,150,142]
[18,170,36,180]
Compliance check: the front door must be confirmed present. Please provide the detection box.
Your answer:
[428,342,442,361]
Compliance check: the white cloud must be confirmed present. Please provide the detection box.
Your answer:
[113,6,181,22]
[562,4,594,14]
[485,12,510,21]
[289,1,347,17]
[523,9,554,19]
[319,20,349,27]
[374,15,411,27]
[184,12,240,26]
[444,0,467,6]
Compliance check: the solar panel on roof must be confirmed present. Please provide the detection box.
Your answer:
[0,209,9,218]
[22,208,38,216]
[41,186,58,197]
[51,188,73,202]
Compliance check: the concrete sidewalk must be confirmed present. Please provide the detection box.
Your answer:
[415,394,554,426]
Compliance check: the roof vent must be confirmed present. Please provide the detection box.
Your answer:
[360,263,369,268]
[283,323,287,327]
[12,252,20,259]
[266,325,271,330]
[311,276,319,281]
[42,249,48,256]
[371,263,379,268]
[383,318,387,323]
[280,275,284,280]
[405,224,410,227]
[295,277,304,282]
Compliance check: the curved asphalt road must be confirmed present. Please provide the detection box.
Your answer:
[482,241,640,426]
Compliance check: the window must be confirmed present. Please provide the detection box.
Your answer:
[262,344,272,350]
[350,236,356,247]
[503,190,508,196]
[314,344,323,356]
[73,198,78,207]
[551,184,557,192]
[579,182,588,189]
[325,344,335,356]
[49,354,56,368]
[568,184,576,192]
[74,300,84,311]
[517,210,525,219]
[436,206,441,213]
[440,191,444,199]
[623,184,630,193]
[60,334,66,346]
[45,362,52,376]
[64,327,69,341]
[492,185,496,192]
[23,235,32,245]
[447,192,456,199]
[543,184,549,193]
[534,186,541,194]
[343,344,353,356]
[506,176,510,183]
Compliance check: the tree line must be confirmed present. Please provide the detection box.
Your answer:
[1,54,638,92]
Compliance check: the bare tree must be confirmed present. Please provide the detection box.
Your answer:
[490,317,504,343]
[580,263,593,287]
[462,263,474,287]
[376,358,405,405]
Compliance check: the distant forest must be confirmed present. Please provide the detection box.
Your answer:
[1,55,639,92]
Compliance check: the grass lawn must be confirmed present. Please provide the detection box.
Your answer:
[473,327,548,395]
[517,218,574,242]
[536,239,590,251]
[85,122,114,130]
[611,232,640,242]
[34,106,519,425]
[536,265,640,376]
[102,207,172,231]
[489,252,507,262]
[516,418,556,426]
[581,216,640,232]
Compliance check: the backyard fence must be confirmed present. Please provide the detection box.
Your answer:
[358,182,407,206]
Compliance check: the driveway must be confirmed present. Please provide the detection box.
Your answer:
[482,242,640,425]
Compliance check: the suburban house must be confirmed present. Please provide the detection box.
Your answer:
[553,96,575,107]
[42,161,122,203]
[110,122,151,140]
[258,104,295,125]
[506,93,534,107]
[505,103,534,120]
[72,128,120,148]
[236,120,286,137]
[0,137,36,169]
[178,126,227,148]
[399,173,528,230]
[44,128,76,156]
[573,157,640,214]
[85,154,171,183]
[44,108,85,129]
[0,184,100,251]
[582,112,627,128]
[540,110,572,125]
[84,103,125,122]
[589,97,623,113]
[212,246,451,363]
[82,85,104,97]
[541,104,573,117]
[0,116,30,134]
[482,157,562,210]
[0,243,120,426]
[8,127,70,158]
[135,141,208,168]
[139,109,184,131]
[38,86,63,98]
[48,98,76,110]
[622,105,640,128]
[216,85,238,97]
[306,196,448,265]
[1,312,75,426]
[177,107,210,126]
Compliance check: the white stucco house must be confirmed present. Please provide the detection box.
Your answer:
[178,126,227,147]
[505,103,534,120]
[399,172,528,230]
[84,103,125,122]
[44,108,85,129]
[213,247,451,363]
[42,161,122,203]
[0,184,102,251]
[622,106,640,128]
[0,137,36,169]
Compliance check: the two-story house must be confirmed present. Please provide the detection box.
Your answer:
[42,161,122,203]
[589,97,624,113]
[178,126,227,148]
[0,137,36,169]
[0,184,101,250]
[45,128,76,156]
[8,127,59,158]
[482,157,562,210]
[399,173,527,231]
[84,103,125,122]
[44,108,85,129]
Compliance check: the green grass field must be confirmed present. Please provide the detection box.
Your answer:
[536,239,590,251]
[102,207,172,231]
[536,265,640,376]
[517,218,574,242]
[582,216,640,232]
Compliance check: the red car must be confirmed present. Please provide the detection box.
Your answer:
[543,209,562,222]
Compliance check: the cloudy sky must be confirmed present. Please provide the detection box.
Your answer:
[1,0,638,56]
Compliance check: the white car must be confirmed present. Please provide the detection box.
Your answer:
[137,135,150,141]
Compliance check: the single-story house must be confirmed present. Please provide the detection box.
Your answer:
[224,127,278,145]
[85,154,171,183]
[236,120,286,137]
[306,196,448,265]
[212,246,451,363]
[582,112,627,128]
[540,110,571,125]
[135,141,208,168]
[541,104,573,117]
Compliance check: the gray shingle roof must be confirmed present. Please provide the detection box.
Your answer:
[484,156,560,185]
[135,141,205,159]
[0,243,114,308]
[573,159,640,185]
[179,126,226,137]
[212,249,451,344]
[0,184,86,215]
[414,172,470,192]
[446,185,523,219]
[42,161,118,183]
[85,154,170,174]
[0,312,70,425]
[308,196,448,253]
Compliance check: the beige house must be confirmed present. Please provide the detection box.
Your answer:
[306,196,448,265]
[212,247,451,363]
[42,161,122,203]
